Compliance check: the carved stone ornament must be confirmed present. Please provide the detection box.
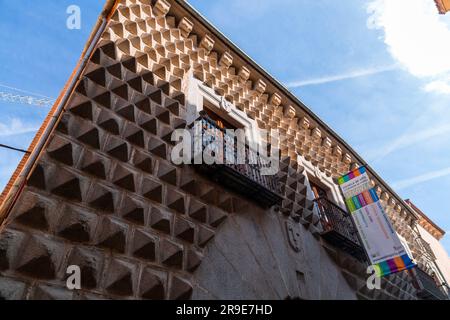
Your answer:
[286,220,301,252]
[220,96,232,113]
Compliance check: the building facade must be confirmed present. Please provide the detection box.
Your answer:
[0,0,448,300]
[405,200,450,297]
[435,0,450,14]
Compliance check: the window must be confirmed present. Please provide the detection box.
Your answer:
[187,77,259,144]
[309,179,331,201]
[202,100,241,130]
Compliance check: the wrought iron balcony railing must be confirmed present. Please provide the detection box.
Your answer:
[314,197,366,261]
[412,267,449,300]
[190,113,283,208]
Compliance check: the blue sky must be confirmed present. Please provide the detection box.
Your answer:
[0,1,449,253]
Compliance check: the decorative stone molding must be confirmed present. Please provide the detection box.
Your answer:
[312,127,321,140]
[238,66,251,81]
[322,137,332,149]
[220,96,232,113]
[200,34,215,53]
[299,117,309,129]
[333,145,342,157]
[219,51,233,68]
[178,17,194,38]
[270,93,282,106]
[254,79,267,94]
[343,153,352,164]
[153,0,171,17]
[284,105,296,119]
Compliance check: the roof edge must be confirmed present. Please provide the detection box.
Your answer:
[405,199,445,237]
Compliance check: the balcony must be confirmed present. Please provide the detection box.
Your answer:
[412,267,449,300]
[314,197,366,261]
[190,113,283,208]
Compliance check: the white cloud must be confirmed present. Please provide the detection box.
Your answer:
[366,123,450,161]
[392,166,450,190]
[0,118,39,137]
[424,78,450,94]
[367,0,450,94]
[286,64,397,88]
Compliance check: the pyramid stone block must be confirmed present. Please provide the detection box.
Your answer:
[57,206,97,243]
[209,207,227,228]
[197,225,215,248]
[139,267,166,300]
[135,98,152,114]
[148,137,167,159]
[150,208,171,234]
[49,170,83,202]
[119,197,146,225]
[47,135,75,166]
[96,217,127,253]
[188,198,207,223]
[186,249,202,272]
[69,101,93,120]
[97,109,121,135]
[169,276,192,300]
[174,217,195,243]
[132,229,156,261]
[123,123,145,148]
[64,247,103,290]
[132,150,153,174]
[142,178,163,203]
[104,258,136,297]
[79,150,109,179]
[166,187,185,214]
[88,184,116,213]
[0,229,27,271]
[105,136,129,162]
[0,278,27,300]
[157,160,177,185]
[160,239,183,269]
[93,91,112,109]
[16,236,63,280]
[31,284,73,300]
[112,165,136,192]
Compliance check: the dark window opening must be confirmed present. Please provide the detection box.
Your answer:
[309,179,330,201]
[202,99,243,130]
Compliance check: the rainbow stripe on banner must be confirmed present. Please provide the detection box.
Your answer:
[345,189,379,213]
[338,166,367,185]
[338,166,416,277]
[373,254,415,277]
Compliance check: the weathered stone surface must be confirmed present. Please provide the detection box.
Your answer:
[95,217,128,253]
[194,243,259,299]
[160,239,183,269]
[0,229,27,271]
[63,246,104,290]
[57,206,97,243]
[31,284,74,300]
[169,275,193,300]
[139,267,166,299]
[0,277,27,300]
[103,257,136,297]
[15,235,64,280]
[132,229,156,261]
